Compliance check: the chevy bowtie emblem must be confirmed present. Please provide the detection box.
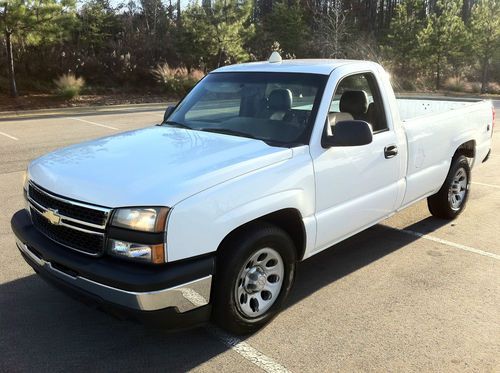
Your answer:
[42,208,61,225]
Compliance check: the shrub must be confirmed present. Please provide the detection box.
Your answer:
[443,76,466,92]
[54,74,85,99]
[393,77,417,92]
[464,81,482,94]
[471,83,482,94]
[151,63,204,96]
[487,82,500,94]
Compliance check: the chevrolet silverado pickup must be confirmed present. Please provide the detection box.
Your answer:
[11,54,494,334]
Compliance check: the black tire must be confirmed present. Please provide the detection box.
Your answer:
[427,155,471,219]
[212,222,296,335]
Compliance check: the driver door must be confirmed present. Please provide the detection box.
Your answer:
[312,72,403,252]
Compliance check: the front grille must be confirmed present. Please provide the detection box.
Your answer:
[27,181,111,256]
[31,209,105,255]
[28,184,107,226]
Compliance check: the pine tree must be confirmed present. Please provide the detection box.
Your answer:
[417,0,468,90]
[386,0,425,77]
[0,0,76,97]
[177,0,255,69]
[261,0,308,58]
[470,0,500,93]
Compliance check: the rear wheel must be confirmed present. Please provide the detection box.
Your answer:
[212,222,296,335]
[427,155,471,219]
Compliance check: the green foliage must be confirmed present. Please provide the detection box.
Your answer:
[257,0,308,58]
[0,0,77,96]
[177,0,255,69]
[470,0,500,92]
[54,73,84,99]
[0,0,76,44]
[1,0,498,97]
[417,0,469,89]
[78,0,120,51]
[385,0,425,76]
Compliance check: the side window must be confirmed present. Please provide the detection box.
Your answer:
[328,73,387,133]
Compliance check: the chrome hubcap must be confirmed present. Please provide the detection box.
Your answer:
[448,167,468,210]
[235,247,284,318]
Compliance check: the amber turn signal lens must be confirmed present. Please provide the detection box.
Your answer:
[151,244,165,264]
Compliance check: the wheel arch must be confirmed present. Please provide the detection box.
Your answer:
[453,139,476,161]
[216,208,307,261]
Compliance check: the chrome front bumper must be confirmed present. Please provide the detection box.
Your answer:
[16,239,211,313]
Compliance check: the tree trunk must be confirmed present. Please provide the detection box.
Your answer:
[436,55,441,90]
[176,0,181,26]
[480,57,489,94]
[5,31,18,98]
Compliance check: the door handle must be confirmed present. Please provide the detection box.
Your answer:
[384,145,398,159]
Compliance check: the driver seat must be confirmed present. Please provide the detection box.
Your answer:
[339,90,369,121]
[260,89,293,120]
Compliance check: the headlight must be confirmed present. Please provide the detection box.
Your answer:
[108,240,165,264]
[111,207,169,233]
[108,207,170,264]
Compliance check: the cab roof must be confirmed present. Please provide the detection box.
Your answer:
[212,59,374,75]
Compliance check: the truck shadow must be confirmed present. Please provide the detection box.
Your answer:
[288,216,448,306]
[0,216,447,372]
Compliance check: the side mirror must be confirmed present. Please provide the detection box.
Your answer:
[163,105,175,123]
[322,120,373,148]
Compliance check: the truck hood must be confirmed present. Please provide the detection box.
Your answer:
[28,126,292,207]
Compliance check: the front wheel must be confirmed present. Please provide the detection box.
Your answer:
[427,155,471,219]
[212,222,296,335]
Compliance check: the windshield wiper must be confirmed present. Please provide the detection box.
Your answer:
[199,128,257,140]
[163,121,193,130]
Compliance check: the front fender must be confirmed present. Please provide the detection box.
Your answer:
[166,147,315,262]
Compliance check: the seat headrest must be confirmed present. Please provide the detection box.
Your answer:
[328,112,354,126]
[340,90,368,115]
[268,89,293,111]
[326,112,354,136]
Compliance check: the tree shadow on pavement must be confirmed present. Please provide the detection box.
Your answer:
[0,216,448,372]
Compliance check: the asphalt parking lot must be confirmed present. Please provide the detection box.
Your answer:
[0,102,499,372]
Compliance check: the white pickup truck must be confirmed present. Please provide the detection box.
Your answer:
[12,55,494,334]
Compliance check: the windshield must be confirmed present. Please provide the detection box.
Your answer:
[167,72,328,147]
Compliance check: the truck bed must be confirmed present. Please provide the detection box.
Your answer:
[397,96,483,121]
[396,96,492,208]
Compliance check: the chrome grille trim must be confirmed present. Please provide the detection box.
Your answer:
[29,207,103,257]
[28,199,105,236]
[27,181,111,257]
[28,181,111,229]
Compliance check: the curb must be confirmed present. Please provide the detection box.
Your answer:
[0,102,171,121]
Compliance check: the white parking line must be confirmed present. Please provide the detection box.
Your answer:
[0,131,19,141]
[384,226,500,261]
[68,117,118,130]
[472,181,500,189]
[182,289,291,373]
[207,326,291,373]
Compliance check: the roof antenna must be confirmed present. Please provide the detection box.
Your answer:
[268,51,282,64]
